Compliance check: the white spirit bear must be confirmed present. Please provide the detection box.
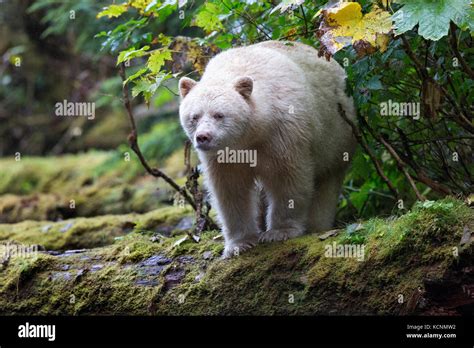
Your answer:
[178,41,356,258]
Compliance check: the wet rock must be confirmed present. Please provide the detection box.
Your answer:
[45,250,61,256]
[155,225,174,236]
[139,265,164,276]
[141,254,172,267]
[50,271,72,282]
[41,225,52,233]
[65,249,87,254]
[135,279,159,287]
[75,269,85,280]
[177,255,194,264]
[61,265,70,271]
[194,271,205,282]
[318,229,339,241]
[59,222,74,233]
[90,264,104,272]
[174,217,193,231]
[202,251,213,260]
[164,269,185,290]
[136,254,171,280]
[149,235,163,243]
[460,226,472,245]
[57,249,87,257]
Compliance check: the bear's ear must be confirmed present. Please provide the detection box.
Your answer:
[234,76,253,99]
[179,77,197,98]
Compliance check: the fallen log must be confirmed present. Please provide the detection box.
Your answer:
[0,198,472,315]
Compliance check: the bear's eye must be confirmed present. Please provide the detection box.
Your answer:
[191,114,200,122]
[213,113,224,120]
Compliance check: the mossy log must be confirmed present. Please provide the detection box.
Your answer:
[0,199,472,315]
[0,150,195,223]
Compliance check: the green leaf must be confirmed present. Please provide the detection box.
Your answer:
[366,76,383,90]
[117,45,150,65]
[195,2,224,32]
[146,49,172,73]
[392,0,471,41]
[131,78,153,98]
[97,3,128,19]
[131,73,171,102]
[124,68,148,84]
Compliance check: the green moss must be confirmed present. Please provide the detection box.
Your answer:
[0,145,194,223]
[0,198,472,315]
[0,206,193,251]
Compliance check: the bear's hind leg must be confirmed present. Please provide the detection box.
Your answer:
[309,171,346,233]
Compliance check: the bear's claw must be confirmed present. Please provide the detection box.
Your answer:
[259,228,303,243]
[222,238,257,259]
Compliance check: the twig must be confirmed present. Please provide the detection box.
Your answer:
[361,116,453,198]
[337,104,399,200]
[119,64,196,209]
[221,0,271,40]
[358,115,426,200]
[377,135,426,201]
[299,5,309,37]
[449,22,474,79]
[119,63,217,233]
[400,34,474,133]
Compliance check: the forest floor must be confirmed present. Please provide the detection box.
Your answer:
[0,154,472,315]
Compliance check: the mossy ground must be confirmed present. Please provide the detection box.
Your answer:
[0,147,197,223]
[0,198,471,315]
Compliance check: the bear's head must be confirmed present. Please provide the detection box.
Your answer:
[178,76,253,152]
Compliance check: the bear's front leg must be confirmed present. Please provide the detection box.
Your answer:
[206,164,259,258]
[259,169,313,243]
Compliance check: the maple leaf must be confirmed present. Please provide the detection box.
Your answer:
[392,0,472,41]
[147,49,173,74]
[318,1,393,56]
[97,3,128,19]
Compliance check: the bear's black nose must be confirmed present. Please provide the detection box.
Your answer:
[196,132,212,145]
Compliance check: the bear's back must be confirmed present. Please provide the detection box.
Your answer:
[201,41,347,97]
[201,41,306,85]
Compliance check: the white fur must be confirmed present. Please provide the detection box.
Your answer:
[178,41,356,258]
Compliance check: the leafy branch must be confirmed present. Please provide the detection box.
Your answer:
[119,63,216,237]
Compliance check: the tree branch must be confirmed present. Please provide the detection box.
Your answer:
[118,63,217,232]
[449,22,474,79]
[337,104,399,200]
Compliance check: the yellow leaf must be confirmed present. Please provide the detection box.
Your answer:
[326,2,362,26]
[375,33,390,52]
[129,0,153,15]
[319,1,392,56]
[97,4,128,19]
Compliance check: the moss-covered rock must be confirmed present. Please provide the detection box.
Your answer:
[0,198,472,315]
